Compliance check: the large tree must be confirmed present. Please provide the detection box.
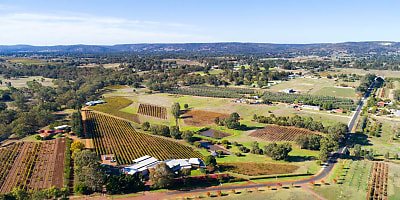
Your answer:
[264,142,292,160]
[150,163,175,189]
[74,150,105,191]
[171,102,181,126]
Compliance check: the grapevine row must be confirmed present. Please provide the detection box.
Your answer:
[249,125,315,142]
[137,103,167,119]
[84,110,203,165]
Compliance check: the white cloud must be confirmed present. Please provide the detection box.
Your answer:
[0,13,212,45]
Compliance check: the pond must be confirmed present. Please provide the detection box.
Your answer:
[199,129,231,139]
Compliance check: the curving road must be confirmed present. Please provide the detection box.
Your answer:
[168,84,375,196]
[168,155,338,195]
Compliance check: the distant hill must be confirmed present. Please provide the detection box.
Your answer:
[1,41,400,56]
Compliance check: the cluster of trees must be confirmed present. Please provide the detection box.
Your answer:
[142,122,195,143]
[253,114,325,132]
[250,141,264,155]
[356,73,381,95]
[169,85,258,99]
[105,175,144,195]
[73,150,105,194]
[0,187,69,200]
[215,112,245,130]
[262,91,357,110]
[70,111,84,137]
[295,134,323,150]
[263,142,292,160]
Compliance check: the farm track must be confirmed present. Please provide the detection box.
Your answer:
[0,138,66,194]
[84,110,203,165]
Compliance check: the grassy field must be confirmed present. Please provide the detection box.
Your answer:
[335,68,400,78]
[361,118,400,157]
[267,76,358,99]
[168,187,315,200]
[313,86,356,98]
[0,76,54,89]
[88,96,140,123]
[267,77,336,94]
[2,57,47,65]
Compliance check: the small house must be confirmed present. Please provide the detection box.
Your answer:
[334,109,345,113]
[377,101,386,107]
[39,130,55,139]
[281,88,295,94]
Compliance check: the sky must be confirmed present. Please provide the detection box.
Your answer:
[0,0,400,45]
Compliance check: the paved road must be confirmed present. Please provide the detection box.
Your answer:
[347,84,374,133]
[168,155,338,195]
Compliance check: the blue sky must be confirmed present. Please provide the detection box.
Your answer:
[0,0,399,45]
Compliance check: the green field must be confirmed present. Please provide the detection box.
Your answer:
[88,96,140,123]
[267,77,336,94]
[267,77,358,100]
[178,187,316,200]
[313,87,356,98]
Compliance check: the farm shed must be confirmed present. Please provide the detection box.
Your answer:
[301,105,321,111]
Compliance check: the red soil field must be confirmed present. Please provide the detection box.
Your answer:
[182,109,228,127]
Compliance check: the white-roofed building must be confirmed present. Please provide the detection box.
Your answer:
[121,155,205,176]
[164,159,192,171]
[54,125,69,130]
[122,156,160,176]
[189,158,205,168]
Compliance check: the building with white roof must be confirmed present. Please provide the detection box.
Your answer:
[121,155,205,176]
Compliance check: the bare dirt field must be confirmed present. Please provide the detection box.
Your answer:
[182,109,228,127]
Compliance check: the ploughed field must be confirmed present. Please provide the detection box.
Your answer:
[182,109,228,127]
[249,125,316,141]
[137,103,167,119]
[84,110,203,165]
[0,138,66,193]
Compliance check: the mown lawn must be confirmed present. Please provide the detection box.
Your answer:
[312,86,356,99]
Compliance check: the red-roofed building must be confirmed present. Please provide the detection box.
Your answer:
[377,101,386,107]
[39,130,55,138]
[334,108,345,113]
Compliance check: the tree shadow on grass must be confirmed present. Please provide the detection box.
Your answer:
[287,155,316,162]
[348,133,372,146]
